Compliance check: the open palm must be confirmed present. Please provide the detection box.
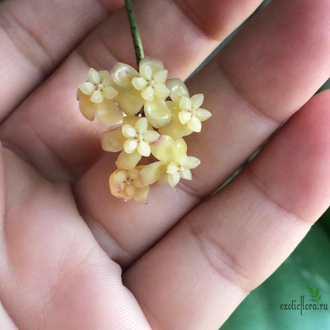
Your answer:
[0,0,330,329]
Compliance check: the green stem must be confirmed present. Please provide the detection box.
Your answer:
[125,0,144,67]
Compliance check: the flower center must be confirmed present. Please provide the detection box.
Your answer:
[95,83,104,91]
[146,79,156,88]
[124,176,133,185]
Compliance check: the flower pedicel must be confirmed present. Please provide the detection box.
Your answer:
[76,2,212,204]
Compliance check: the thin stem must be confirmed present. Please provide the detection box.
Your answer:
[125,0,144,67]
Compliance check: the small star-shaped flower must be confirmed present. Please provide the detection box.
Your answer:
[132,57,170,101]
[79,68,118,104]
[166,154,201,187]
[178,94,212,132]
[110,168,150,203]
[122,117,160,157]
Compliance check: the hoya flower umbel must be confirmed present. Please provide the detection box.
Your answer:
[79,68,118,103]
[167,154,201,187]
[123,117,160,157]
[178,94,212,132]
[110,168,150,203]
[132,57,170,101]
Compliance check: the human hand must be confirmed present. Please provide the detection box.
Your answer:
[0,0,330,329]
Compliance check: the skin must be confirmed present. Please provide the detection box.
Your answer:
[0,0,329,328]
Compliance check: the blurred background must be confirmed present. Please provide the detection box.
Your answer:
[0,0,329,329]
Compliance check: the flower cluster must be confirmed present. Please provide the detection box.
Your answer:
[77,57,211,203]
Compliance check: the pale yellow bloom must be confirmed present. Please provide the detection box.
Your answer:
[132,57,170,102]
[140,136,200,187]
[166,154,200,187]
[79,69,118,104]
[178,94,212,132]
[122,117,160,157]
[109,168,149,203]
[77,69,123,126]
[101,116,138,153]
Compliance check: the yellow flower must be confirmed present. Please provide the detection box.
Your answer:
[140,136,200,187]
[178,94,212,132]
[166,154,200,187]
[122,117,160,157]
[109,168,150,203]
[77,69,123,127]
[132,57,170,101]
[79,69,118,103]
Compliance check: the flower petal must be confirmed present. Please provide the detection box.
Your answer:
[179,96,192,111]
[99,70,112,85]
[196,108,212,121]
[116,170,127,182]
[158,108,193,139]
[125,185,136,198]
[88,68,100,84]
[116,150,142,170]
[128,168,140,180]
[168,172,181,187]
[178,111,192,125]
[143,130,160,143]
[132,77,147,91]
[124,139,138,153]
[186,156,201,169]
[154,70,168,84]
[151,135,176,162]
[140,162,165,185]
[187,116,202,132]
[90,90,103,103]
[139,57,164,73]
[133,186,150,204]
[180,168,192,180]
[101,128,125,152]
[111,62,139,88]
[115,89,144,116]
[154,83,170,100]
[79,82,95,95]
[166,162,179,174]
[110,170,126,198]
[191,94,204,109]
[122,125,137,138]
[167,78,190,103]
[78,93,97,121]
[176,153,188,166]
[140,64,152,80]
[135,117,148,133]
[144,99,171,128]
[102,86,118,99]
[141,86,154,101]
[96,101,124,127]
[138,140,151,157]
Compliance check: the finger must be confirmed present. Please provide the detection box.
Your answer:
[74,0,330,267]
[0,0,123,120]
[123,90,330,330]
[0,147,151,329]
[0,0,263,181]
